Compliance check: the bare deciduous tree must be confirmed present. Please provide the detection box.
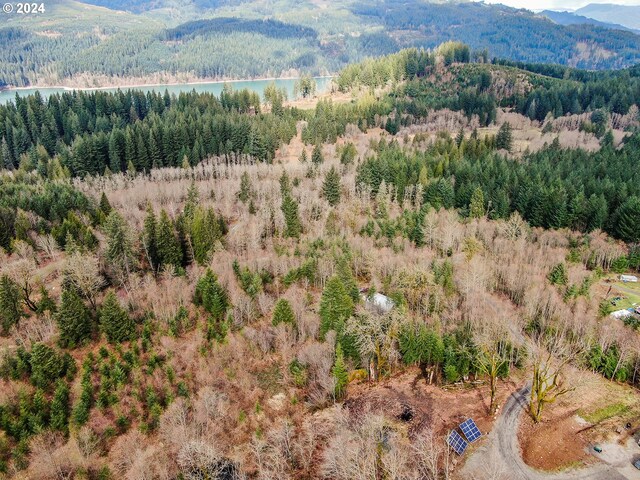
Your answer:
[529,337,580,423]
[64,252,105,309]
[412,428,452,480]
[345,310,401,382]
[3,257,39,311]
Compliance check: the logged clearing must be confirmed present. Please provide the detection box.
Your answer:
[345,367,519,439]
[518,372,640,472]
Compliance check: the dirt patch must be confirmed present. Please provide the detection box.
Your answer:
[518,410,593,471]
[285,89,352,111]
[343,368,518,439]
[517,372,640,472]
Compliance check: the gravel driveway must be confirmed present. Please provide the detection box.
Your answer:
[459,384,632,480]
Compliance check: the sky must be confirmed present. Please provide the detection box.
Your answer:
[484,0,640,10]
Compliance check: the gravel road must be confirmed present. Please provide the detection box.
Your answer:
[459,384,632,480]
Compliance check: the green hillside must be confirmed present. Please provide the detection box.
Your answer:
[3,0,640,87]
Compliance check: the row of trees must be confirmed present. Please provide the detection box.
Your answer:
[1,87,296,175]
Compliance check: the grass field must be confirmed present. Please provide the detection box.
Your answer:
[605,276,640,310]
[578,384,640,428]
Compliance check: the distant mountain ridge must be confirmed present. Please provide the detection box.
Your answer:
[3,0,640,87]
[575,3,640,30]
[540,9,637,33]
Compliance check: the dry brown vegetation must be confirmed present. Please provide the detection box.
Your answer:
[1,111,639,480]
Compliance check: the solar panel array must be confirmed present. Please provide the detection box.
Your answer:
[447,430,468,455]
[460,418,481,443]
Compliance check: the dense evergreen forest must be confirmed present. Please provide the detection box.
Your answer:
[3,0,640,87]
[0,86,295,176]
[355,136,640,244]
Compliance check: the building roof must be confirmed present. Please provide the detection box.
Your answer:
[611,309,633,319]
[365,292,395,313]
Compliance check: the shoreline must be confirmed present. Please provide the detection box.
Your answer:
[1,75,335,94]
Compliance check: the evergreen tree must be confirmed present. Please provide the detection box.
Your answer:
[31,388,48,431]
[336,257,360,303]
[339,142,357,165]
[56,288,92,348]
[496,122,513,151]
[124,130,136,170]
[99,192,112,216]
[272,298,296,326]
[586,194,608,231]
[183,181,199,222]
[332,343,349,400]
[49,380,70,433]
[279,170,291,196]
[30,342,65,388]
[108,129,123,173]
[100,290,135,343]
[411,211,425,247]
[142,204,158,271]
[238,171,253,203]
[36,285,56,314]
[156,210,183,269]
[294,75,317,98]
[0,274,21,333]
[319,276,354,339]
[72,363,93,426]
[1,137,13,170]
[322,166,341,206]
[469,187,485,218]
[148,130,163,169]
[194,269,228,321]
[136,134,149,171]
[190,207,224,265]
[547,263,568,286]
[614,196,640,243]
[312,144,324,165]
[281,194,302,239]
[104,211,135,281]
[299,149,308,163]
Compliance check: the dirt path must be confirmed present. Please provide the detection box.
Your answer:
[460,385,630,480]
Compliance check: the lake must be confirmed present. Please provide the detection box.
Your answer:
[0,76,333,104]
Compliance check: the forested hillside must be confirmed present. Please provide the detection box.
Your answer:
[0,45,640,478]
[3,0,640,87]
[3,44,640,242]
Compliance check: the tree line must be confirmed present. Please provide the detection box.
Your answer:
[0,86,297,175]
[338,45,640,128]
[356,135,640,243]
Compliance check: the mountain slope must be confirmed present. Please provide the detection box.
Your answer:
[575,3,640,30]
[540,9,637,33]
[3,0,640,88]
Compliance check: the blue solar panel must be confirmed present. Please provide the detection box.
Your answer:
[447,430,468,455]
[460,418,481,443]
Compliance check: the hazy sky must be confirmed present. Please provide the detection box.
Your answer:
[484,0,640,10]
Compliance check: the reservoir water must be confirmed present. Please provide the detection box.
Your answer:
[0,76,333,104]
